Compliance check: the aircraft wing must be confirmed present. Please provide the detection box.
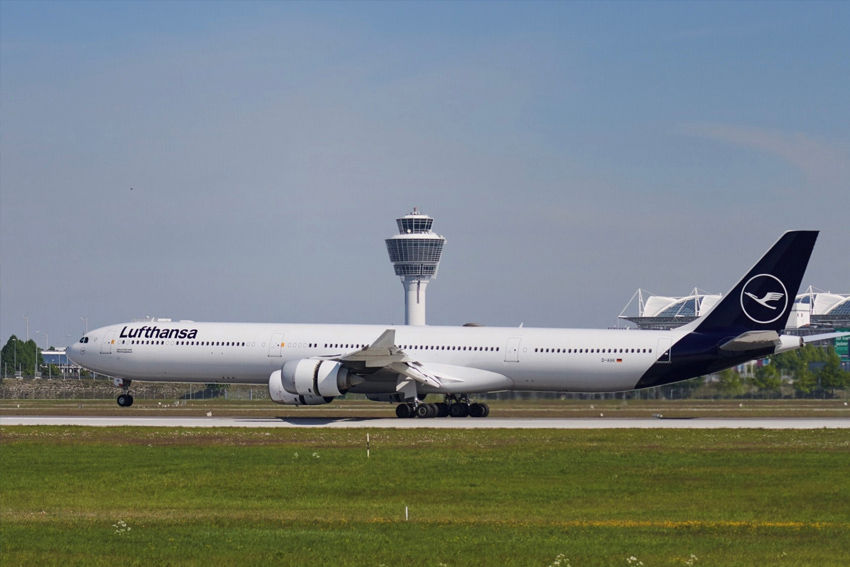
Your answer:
[321,329,442,389]
[321,329,512,393]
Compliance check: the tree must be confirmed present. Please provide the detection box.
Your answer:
[752,362,782,397]
[765,344,848,398]
[792,365,818,397]
[1,335,43,377]
[716,368,745,398]
[816,349,849,395]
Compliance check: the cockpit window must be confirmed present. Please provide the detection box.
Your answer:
[79,337,89,343]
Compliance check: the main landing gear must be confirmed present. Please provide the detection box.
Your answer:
[113,377,134,407]
[395,394,490,419]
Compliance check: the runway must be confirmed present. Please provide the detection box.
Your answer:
[2,415,849,429]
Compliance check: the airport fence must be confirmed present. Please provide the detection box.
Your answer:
[0,378,270,402]
[0,377,845,402]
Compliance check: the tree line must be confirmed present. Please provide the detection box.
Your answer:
[1,335,45,378]
[680,344,849,399]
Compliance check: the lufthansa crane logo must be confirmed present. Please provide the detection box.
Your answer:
[739,274,788,324]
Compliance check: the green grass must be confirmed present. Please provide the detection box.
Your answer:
[2,427,849,566]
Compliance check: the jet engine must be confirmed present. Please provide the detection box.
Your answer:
[281,358,349,398]
[268,368,334,406]
[267,358,351,406]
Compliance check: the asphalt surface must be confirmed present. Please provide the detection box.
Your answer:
[2,416,849,428]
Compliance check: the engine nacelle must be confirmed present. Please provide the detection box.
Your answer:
[281,358,348,398]
[268,369,333,405]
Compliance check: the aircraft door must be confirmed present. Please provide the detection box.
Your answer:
[99,335,113,355]
[268,333,284,357]
[656,337,672,364]
[505,337,521,362]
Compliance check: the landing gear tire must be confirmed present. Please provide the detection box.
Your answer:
[396,403,415,418]
[415,403,434,419]
[449,403,469,418]
[435,403,450,417]
[117,394,134,407]
[469,402,489,418]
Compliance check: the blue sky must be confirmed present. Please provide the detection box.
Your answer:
[1,1,848,347]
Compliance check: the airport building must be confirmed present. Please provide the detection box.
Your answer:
[620,286,850,330]
[619,288,722,331]
[2,348,80,379]
[385,208,446,325]
[620,286,850,363]
[39,349,77,378]
[42,349,69,367]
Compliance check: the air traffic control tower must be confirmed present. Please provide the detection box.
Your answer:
[385,208,446,325]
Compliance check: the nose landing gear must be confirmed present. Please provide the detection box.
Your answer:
[113,377,134,407]
[117,393,134,407]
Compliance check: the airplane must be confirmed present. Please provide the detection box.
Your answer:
[67,230,843,418]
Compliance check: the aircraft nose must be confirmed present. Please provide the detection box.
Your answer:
[66,342,81,364]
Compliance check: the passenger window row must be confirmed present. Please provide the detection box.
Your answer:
[122,340,248,347]
[533,347,652,354]
[398,345,499,352]
[322,343,500,352]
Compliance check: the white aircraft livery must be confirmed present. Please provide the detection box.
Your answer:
[68,231,837,418]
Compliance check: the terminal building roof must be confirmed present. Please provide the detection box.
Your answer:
[619,286,850,331]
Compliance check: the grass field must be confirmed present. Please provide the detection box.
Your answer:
[2,427,849,566]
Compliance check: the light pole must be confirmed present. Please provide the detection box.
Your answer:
[36,331,49,378]
[80,316,88,334]
[23,316,29,341]
[33,331,40,377]
[64,335,71,380]
[36,330,49,350]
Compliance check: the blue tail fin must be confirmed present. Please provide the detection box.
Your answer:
[634,231,819,389]
[694,230,818,334]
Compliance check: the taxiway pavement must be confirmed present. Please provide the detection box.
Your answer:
[2,416,848,429]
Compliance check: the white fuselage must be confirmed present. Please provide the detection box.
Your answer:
[68,321,683,393]
[64,231,824,404]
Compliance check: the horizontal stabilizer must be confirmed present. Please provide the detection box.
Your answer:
[719,330,780,352]
[802,331,850,345]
